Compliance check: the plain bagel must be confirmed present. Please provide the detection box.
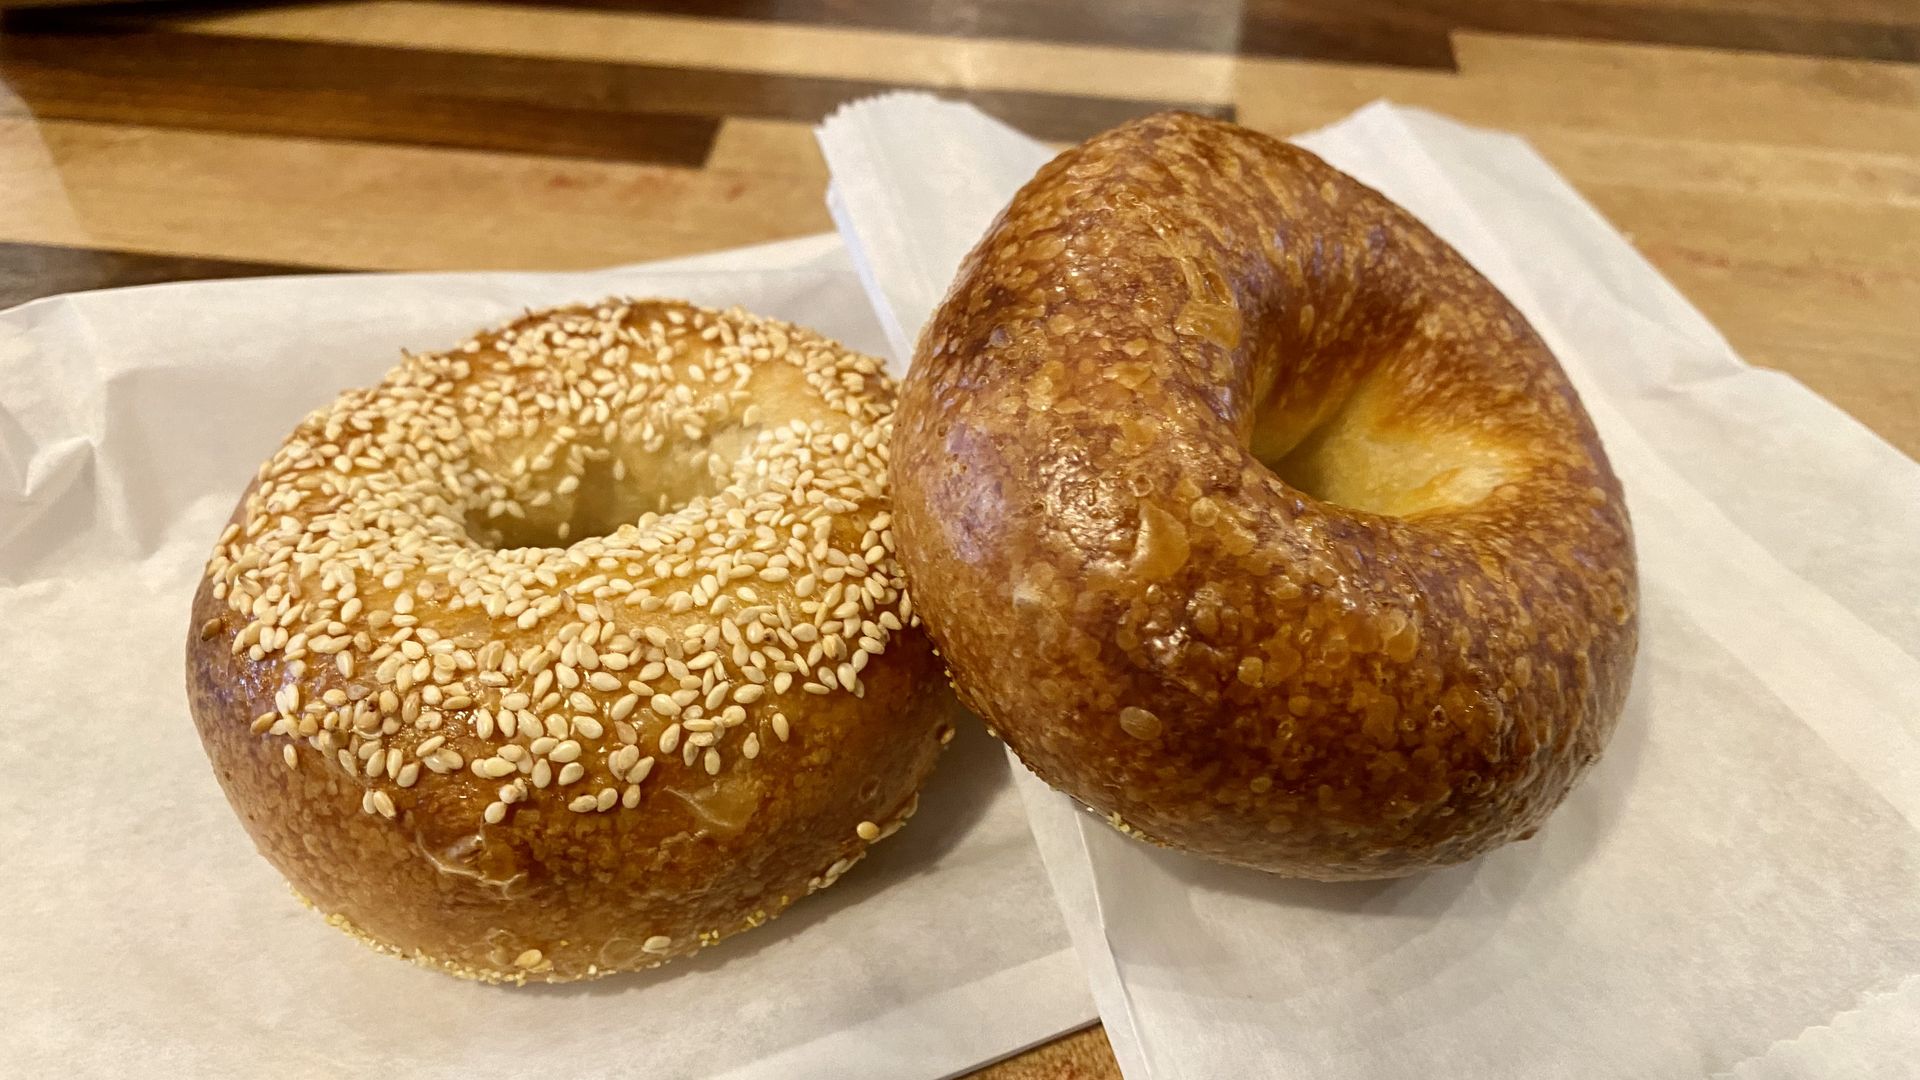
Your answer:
[892,112,1638,879]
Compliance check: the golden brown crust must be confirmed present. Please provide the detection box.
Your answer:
[187,300,946,980]
[893,113,1638,879]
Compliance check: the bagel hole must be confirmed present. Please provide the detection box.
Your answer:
[1253,382,1512,519]
[465,439,739,551]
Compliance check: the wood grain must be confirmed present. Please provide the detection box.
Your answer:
[0,19,1233,144]
[0,116,832,269]
[178,1,1244,107]
[0,31,722,165]
[0,4,1915,1074]
[457,0,1920,65]
[973,1026,1121,1080]
[0,239,323,309]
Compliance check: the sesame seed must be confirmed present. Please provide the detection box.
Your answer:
[856,820,880,841]
[202,299,912,833]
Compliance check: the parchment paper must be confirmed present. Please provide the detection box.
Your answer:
[0,233,1097,1079]
[820,94,1920,1079]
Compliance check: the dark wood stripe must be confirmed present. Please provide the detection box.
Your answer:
[424,0,1439,66]
[427,0,1920,68]
[0,29,723,166]
[0,241,329,310]
[0,21,1232,145]
[1375,0,1920,66]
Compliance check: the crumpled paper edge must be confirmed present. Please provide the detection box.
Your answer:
[1717,974,1920,1080]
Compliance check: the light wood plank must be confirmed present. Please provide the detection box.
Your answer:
[1747,344,1920,456]
[1512,0,1920,29]
[1235,38,1920,154]
[1454,31,1920,103]
[179,0,1240,107]
[1584,184,1920,274]
[0,118,830,270]
[177,5,1920,155]
[1524,129,1920,209]
[706,118,828,185]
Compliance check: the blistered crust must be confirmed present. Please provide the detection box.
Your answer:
[893,113,1638,878]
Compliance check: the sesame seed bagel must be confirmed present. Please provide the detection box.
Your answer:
[893,113,1638,879]
[187,299,947,982]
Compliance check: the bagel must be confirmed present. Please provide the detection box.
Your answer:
[187,299,947,982]
[892,112,1638,879]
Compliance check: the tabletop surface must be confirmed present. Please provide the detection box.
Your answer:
[3,1,1915,1075]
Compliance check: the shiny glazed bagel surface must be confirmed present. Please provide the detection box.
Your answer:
[188,300,946,981]
[893,113,1638,879]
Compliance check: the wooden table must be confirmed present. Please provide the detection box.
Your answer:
[3,2,1914,1075]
